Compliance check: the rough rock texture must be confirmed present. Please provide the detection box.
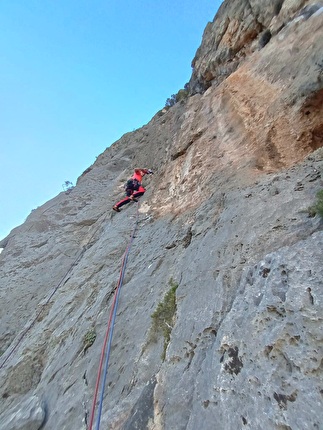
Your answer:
[0,1,323,429]
[189,0,323,93]
[1,396,46,430]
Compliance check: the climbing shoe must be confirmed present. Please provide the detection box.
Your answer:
[113,205,121,212]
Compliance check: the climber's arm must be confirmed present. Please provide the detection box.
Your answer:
[134,168,153,176]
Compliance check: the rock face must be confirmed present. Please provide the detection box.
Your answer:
[0,1,323,429]
[0,396,46,430]
[189,0,323,93]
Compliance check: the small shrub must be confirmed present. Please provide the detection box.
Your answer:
[165,94,177,108]
[314,189,323,218]
[165,85,189,108]
[150,279,179,360]
[62,180,74,192]
[308,189,323,218]
[176,88,189,102]
[83,328,96,354]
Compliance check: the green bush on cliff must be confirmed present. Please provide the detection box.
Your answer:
[308,189,323,218]
[165,84,189,107]
[83,328,96,354]
[150,279,179,360]
[314,190,323,217]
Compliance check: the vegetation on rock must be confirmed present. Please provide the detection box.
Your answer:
[165,84,189,107]
[83,328,96,354]
[308,189,323,218]
[150,279,178,360]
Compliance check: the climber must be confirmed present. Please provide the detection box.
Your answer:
[113,168,154,212]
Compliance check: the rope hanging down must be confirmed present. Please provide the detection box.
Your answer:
[0,211,109,370]
[88,204,140,430]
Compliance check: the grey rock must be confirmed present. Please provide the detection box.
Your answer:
[123,377,157,430]
[189,0,323,94]
[0,1,323,429]
[157,230,323,429]
[0,396,46,430]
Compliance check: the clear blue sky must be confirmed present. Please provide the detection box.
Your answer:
[0,1,222,241]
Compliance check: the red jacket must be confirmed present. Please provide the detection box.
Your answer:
[132,169,149,182]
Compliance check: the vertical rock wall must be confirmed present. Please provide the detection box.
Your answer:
[0,1,323,429]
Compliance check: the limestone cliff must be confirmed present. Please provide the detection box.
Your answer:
[1,1,323,429]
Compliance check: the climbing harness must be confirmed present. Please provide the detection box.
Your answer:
[88,203,139,430]
[0,211,110,370]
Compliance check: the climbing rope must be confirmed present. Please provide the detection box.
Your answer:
[88,203,140,430]
[0,211,109,370]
